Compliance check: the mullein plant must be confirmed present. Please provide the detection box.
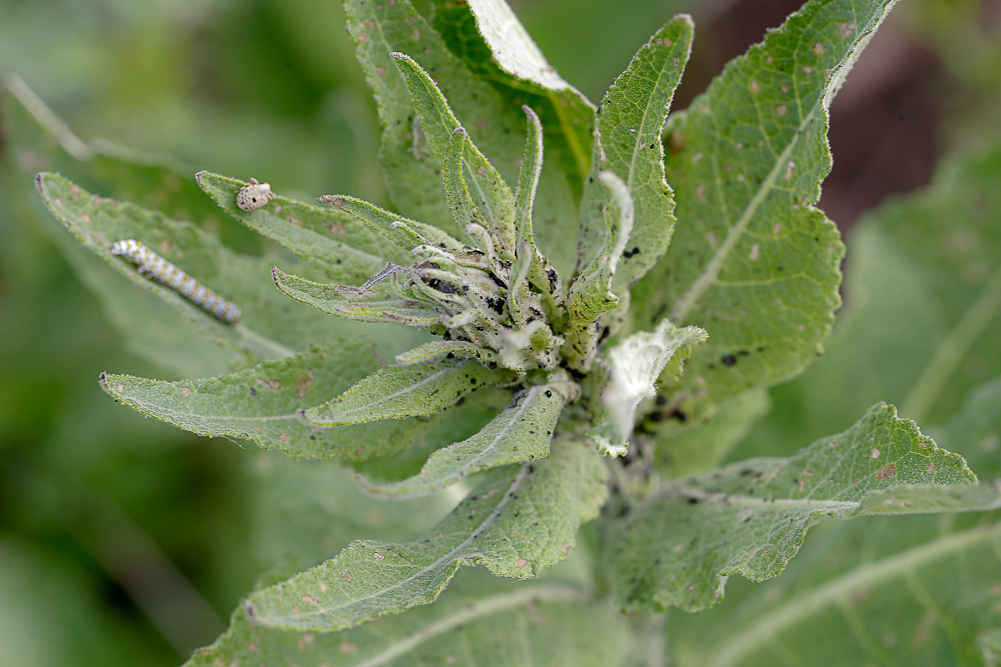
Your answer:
[6,0,1001,663]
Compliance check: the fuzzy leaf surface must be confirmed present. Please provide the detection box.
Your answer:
[631,0,898,421]
[318,194,466,253]
[360,376,580,498]
[246,437,608,631]
[196,171,405,283]
[609,403,977,613]
[577,16,693,289]
[188,570,628,667]
[303,358,515,427]
[513,105,562,301]
[98,339,471,460]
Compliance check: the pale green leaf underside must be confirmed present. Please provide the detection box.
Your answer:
[610,402,977,613]
[247,437,608,632]
[465,0,576,92]
[99,339,468,460]
[188,571,628,667]
[34,173,344,361]
[272,266,444,329]
[360,377,580,498]
[196,171,406,283]
[303,357,515,427]
[631,0,898,421]
[577,16,693,290]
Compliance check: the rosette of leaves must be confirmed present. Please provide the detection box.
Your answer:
[6,0,1001,663]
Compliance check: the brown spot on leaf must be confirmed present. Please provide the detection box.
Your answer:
[296,370,315,398]
[876,463,897,480]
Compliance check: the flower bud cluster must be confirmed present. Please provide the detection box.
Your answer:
[359,222,562,373]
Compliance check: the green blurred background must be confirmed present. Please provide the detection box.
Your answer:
[1,0,1000,664]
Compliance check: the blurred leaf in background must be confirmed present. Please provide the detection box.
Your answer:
[3,0,1001,665]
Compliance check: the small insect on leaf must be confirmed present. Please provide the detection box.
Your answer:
[110,239,242,323]
[236,177,273,212]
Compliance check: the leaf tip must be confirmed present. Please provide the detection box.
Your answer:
[673,13,695,29]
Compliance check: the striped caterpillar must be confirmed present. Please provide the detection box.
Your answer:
[110,239,242,324]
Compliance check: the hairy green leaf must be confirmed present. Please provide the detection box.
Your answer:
[303,358,515,427]
[394,340,498,366]
[431,0,591,279]
[631,0,898,421]
[196,171,406,283]
[565,171,634,367]
[97,339,479,460]
[609,403,978,613]
[514,105,563,302]
[188,569,628,667]
[348,386,510,484]
[360,375,580,498]
[670,366,1001,665]
[246,437,608,631]
[578,16,693,290]
[590,319,706,456]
